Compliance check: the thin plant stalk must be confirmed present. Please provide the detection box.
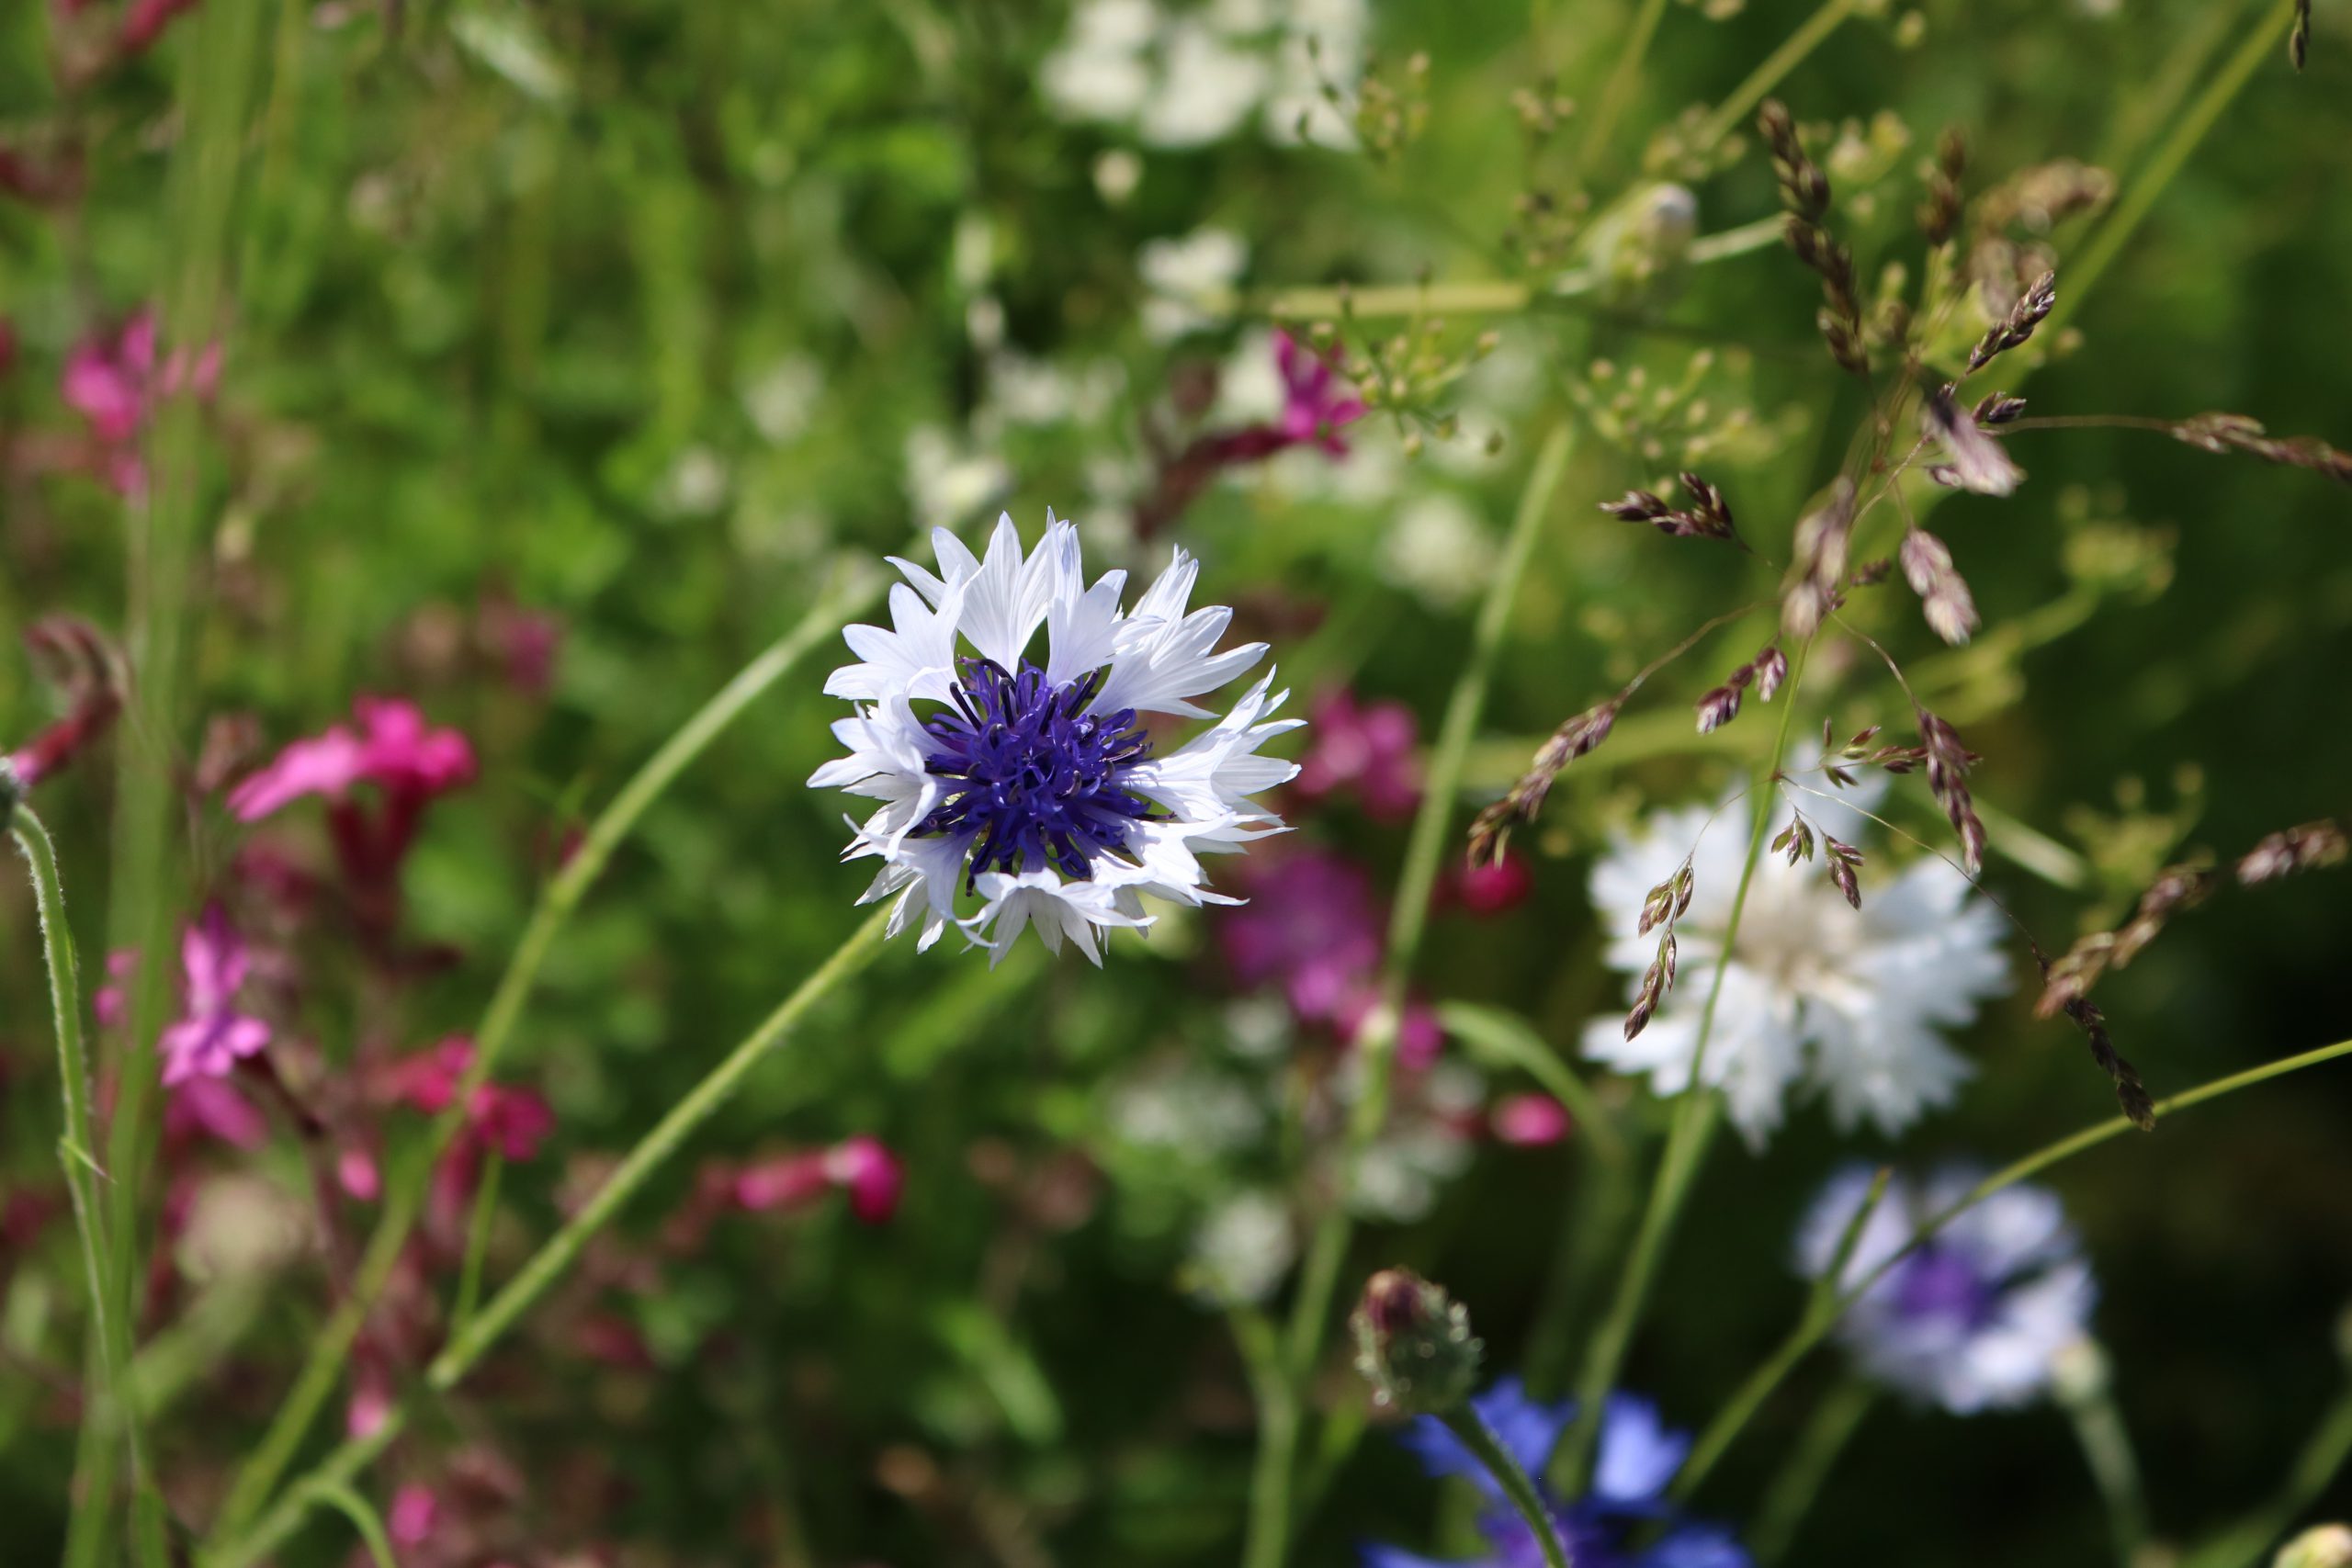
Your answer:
[1689,0,1859,153]
[1555,641,1813,1490]
[1672,1036,2352,1500]
[206,908,892,1568]
[1240,423,1577,1568]
[2040,0,2299,345]
[96,0,270,1559]
[1748,1377,1874,1565]
[211,562,880,1537]
[1442,1408,1574,1568]
[11,807,162,1563]
[1576,0,1671,180]
[1252,217,1783,321]
[2059,1351,2151,1568]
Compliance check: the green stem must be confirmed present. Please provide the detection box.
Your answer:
[1674,1036,2352,1500]
[304,1481,397,1568]
[1243,423,1577,1568]
[1576,0,1671,180]
[209,562,880,1539]
[11,808,161,1562]
[1690,0,1859,153]
[450,1149,504,1330]
[1749,1376,1874,1565]
[2181,1378,2352,1568]
[2058,1349,2151,1568]
[205,910,890,1568]
[1442,1408,1575,1568]
[2041,0,2298,344]
[99,1,271,1561]
[1250,217,1784,321]
[1237,1310,1301,1568]
[1556,641,1812,1491]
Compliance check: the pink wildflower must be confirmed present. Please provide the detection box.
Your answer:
[164,1074,270,1149]
[1452,850,1535,917]
[718,1136,907,1229]
[228,695,474,822]
[1219,849,1385,1022]
[155,906,271,1087]
[1295,689,1421,821]
[60,309,220,497]
[388,1483,439,1548]
[825,1135,906,1224]
[1273,329,1366,455]
[1491,1093,1573,1147]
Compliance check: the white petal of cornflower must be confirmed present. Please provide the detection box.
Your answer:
[1583,790,2010,1145]
[814,511,1295,961]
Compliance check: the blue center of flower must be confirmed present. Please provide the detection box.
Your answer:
[1892,1243,2001,1329]
[916,657,1157,886]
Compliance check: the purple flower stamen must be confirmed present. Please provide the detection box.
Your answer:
[917,656,1159,888]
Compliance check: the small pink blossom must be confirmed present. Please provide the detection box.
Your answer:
[1453,850,1535,917]
[60,309,220,497]
[1492,1093,1573,1147]
[337,1146,383,1201]
[164,1074,269,1148]
[825,1135,906,1224]
[1333,985,1447,1073]
[722,1136,906,1227]
[387,1483,439,1548]
[228,696,475,822]
[94,948,137,1029]
[156,906,271,1087]
[1295,689,1421,821]
[1219,849,1385,1023]
[390,1036,554,1162]
[1274,330,1365,455]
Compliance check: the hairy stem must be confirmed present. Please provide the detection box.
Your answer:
[206,908,891,1568]
[210,562,880,1540]
[1443,1408,1575,1568]
[1673,1036,2352,1499]
[1555,640,1812,1490]
[12,808,161,1562]
[1242,423,1577,1568]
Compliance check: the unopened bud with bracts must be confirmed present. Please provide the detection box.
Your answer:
[1351,1269,1484,1416]
[2276,1526,2352,1568]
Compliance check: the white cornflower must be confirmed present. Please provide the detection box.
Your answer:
[1582,773,2011,1145]
[811,512,1300,964]
[1797,1164,2097,1414]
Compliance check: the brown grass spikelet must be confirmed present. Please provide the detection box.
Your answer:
[1967,269,2056,372]
[1600,470,1740,544]
[2238,819,2348,883]
[1899,526,1981,645]
[2171,412,2352,486]
[2059,991,2157,1132]
[1916,705,1986,874]
[1781,478,1857,638]
[1924,387,2025,497]
[1466,699,1620,866]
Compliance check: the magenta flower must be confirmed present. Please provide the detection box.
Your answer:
[164,1074,270,1149]
[156,906,271,1087]
[390,1035,554,1162]
[1274,330,1365,455]
[387,1483,439,1549]
[1220,848,1386,1022]
[1492,1093,1573,1147]
[726,1135,906,1226]
[61,309,220,498]
[825,1135,906,1224]
[1295,689,1421,822]
[1453,849,1535,917]
[228,696,475,822]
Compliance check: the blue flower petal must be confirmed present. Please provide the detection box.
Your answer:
[1591,1394,1690,1508]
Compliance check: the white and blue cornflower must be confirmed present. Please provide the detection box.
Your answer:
[1797,1165,2097,1415]
[1369,1378,1752,1568]
[811,512,1300,964]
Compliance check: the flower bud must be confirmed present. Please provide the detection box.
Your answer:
[2277,1525,2352,1568]
[1351,1268,1483,1416]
